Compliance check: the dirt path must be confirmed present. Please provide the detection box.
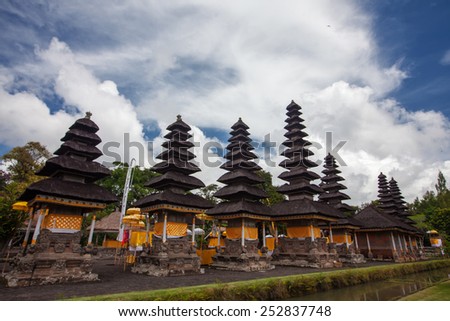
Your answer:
[0,258,389,301]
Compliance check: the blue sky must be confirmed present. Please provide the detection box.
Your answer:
[0,0,449,204]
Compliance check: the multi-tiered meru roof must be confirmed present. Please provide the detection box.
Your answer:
[207,118,271,218]
[19,112,117,204]
[134,115,212,211]
[319,153,353,213]
[272,101,343,220]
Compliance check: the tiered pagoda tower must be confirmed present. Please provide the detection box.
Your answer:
[319,153,353,213]
[271,101,344,268]
[133,115,213,276]
[389,178,413,223]
[377,173,397,215]
[5,112,117,287]
[319,153,364,264]
[206,118,274,271]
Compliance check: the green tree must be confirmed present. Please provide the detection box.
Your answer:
[0,142,51,247]
[196,184,220,204]
[257,170,285,206]
[1,141,51,183]
[435,170,448,196]
[98,163,159,209]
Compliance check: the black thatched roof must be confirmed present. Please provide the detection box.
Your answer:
[276,101,321,199]
[61,128,101,145]
[135,115,211,210]
[145,171,205,190]
[37,156,110,181]
[207,199,272,217]
[134,190,212,209]
[272,198,345,220]
[54,140,103,160]
[69,114,99,133]
[19,178,118,203]
[319,153,352,212]
[377,172,397,215]
[214,184,268,200]
[354,206,416,232]
[208,118,271,217]
[217,169,264,185]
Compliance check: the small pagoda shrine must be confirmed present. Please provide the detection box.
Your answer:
[133,115,213,276]
[5,112,117,287]
[353,173,420,261]
[319,153,364,264]
[206,118,274,272]
[271,101,344,268]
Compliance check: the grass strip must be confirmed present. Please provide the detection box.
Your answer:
[73,259,450,301]
[400,280,450,301]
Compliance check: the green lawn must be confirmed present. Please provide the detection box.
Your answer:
[400,280,450,301]
[72,259,450,301]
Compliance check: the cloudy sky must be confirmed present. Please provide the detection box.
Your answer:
[1,0,449,205]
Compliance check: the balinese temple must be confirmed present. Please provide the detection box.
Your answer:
[354,173,421,261]
[5,112,117,287]
[206,118,274,272]
[271,101,344,268]
[353,205,418,261]
[318,153,364,264]
[133,115,213,276]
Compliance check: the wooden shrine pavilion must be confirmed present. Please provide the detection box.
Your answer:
[354,173,422,261]
[133,115,213,276]
[206,118,274,271]
[271,101,344,268]
[5,112,117,287]
[318,153,365,264]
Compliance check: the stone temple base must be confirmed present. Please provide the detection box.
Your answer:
[272,237,340,268]
[4,230,98,287]
[335,244,366,264]
[132,236,201,277]
[211,239,274,272]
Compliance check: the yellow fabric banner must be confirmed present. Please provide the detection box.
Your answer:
[266,237,275,250]
[154,222,187,237]
[226,227,258,240]
[103,240,122,248]
[130,231,153,246]
[333,234,352,244]
[207,237,225,248]
[287,226,320,238]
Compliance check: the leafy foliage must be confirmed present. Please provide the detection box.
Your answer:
[0,142,51,245]
[257,170,285,206]
[97,163,158,207]
[410,171,450,251]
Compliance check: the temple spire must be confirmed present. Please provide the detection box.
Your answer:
[276,100,322,200]
[319,153,353,213]
[377,172,396,215]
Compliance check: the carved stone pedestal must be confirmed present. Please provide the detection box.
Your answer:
[211,239,274,272]
[335,243,365,264]
[132,236,201,276]
[272,237,340,268]
[4,229,98,287]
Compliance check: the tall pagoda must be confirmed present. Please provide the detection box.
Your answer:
[378,175,421,260]
[318,153,364,264]
[5,112,117,287]
[271,101,344,268]
[377,173,397,215]
[133,115,213,276]
[206,118,274,271]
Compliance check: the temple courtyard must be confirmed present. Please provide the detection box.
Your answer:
[0,257,392,301]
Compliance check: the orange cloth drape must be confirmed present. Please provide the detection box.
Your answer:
[103,240,122,248]
[130,231,153,247]
[287,226,320,238]
[226,227,258,240]
[266,237,275,250]
[333,234,352,244]
[154,222,187,237]
[207,237,225,248]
